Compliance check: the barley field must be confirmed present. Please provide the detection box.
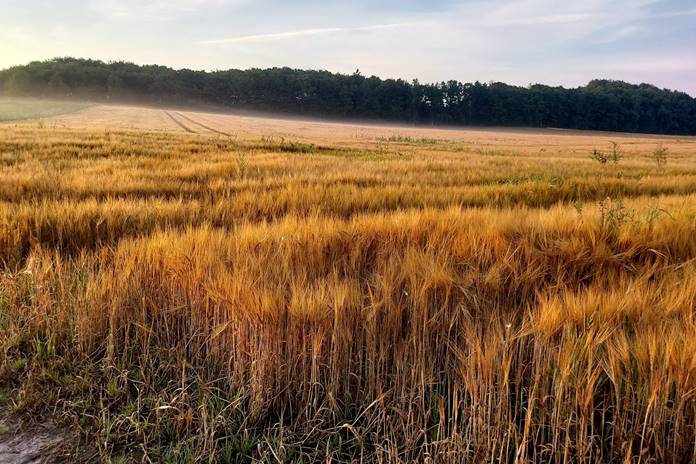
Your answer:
[1,103,696,463]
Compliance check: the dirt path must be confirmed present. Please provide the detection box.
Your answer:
[0,411,68,463]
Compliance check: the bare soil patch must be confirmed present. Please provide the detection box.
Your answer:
[0,410,70,464]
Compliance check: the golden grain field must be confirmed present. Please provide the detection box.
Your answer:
[1,104,696,463]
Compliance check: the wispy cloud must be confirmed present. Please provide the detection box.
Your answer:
[592,25,639,44]
[200,22,424,45]
[654,7,696,17]
[484,13,596,27]
[88,0,246,21]
[607,55,696,73]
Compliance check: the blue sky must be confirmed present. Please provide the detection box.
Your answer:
[1,0,695,95]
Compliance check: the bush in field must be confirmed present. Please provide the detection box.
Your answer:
[653,144,669,168]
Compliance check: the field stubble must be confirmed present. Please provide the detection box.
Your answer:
[1,105,696,463]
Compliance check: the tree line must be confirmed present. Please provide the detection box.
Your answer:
[1,57,695,135]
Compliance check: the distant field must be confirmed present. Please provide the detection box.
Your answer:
[1,105,696,462]
[0,97,90,122]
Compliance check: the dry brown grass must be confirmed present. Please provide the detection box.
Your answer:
[1,106,696,462]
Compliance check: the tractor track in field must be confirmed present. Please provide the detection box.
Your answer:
[175,112,233,137]
[164,111,196,133]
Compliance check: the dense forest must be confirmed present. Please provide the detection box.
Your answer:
[1,57,695,135]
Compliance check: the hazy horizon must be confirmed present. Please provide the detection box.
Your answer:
[1,0,695,96]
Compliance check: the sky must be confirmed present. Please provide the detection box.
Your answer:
[1,0,695,95]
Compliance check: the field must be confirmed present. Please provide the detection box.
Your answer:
[0,97,91,122]
[1,102,696,463]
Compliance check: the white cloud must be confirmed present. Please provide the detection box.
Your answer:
[200,22,427,45]
[605,56,696,73]
[655,7,696,17]
[593,25,640,44]
[89,0,245,20]
[484,13,596,27]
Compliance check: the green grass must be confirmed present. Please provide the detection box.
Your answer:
[0,97,91,122]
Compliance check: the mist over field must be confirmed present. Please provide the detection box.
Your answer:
[1,58,696,135]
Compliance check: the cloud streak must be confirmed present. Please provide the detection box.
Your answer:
[655,7,696,17]
[200,22,425,45]
[484,13,596,27]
